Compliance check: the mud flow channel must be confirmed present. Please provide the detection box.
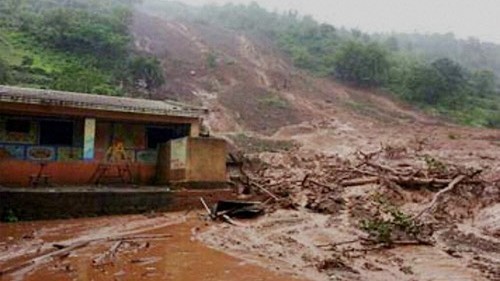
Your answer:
[0,213,306,281]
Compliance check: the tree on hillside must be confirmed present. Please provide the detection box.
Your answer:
[333,41,390,87]
[35,7,130,60]
[0,0,26,27]
[404,63,445,105]
[0,59,11,84]
[431,58,466,94]
[470,69,496,97]
[0,0,167,95]
[402,58,468,108]
[129,56,165,91]
[51,66,111,94]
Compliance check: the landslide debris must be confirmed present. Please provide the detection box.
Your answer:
[201,141,500,281]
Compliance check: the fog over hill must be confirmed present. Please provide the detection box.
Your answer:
[176,0,500,44]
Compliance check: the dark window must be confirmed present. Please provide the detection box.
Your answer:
[146,125,190,149]
[39,120,74,146]
[6,119,31,133]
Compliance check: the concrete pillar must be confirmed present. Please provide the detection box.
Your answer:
[83,118,96,160]
[190,120,200,137]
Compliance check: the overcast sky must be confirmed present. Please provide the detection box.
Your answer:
[175,0,500,44]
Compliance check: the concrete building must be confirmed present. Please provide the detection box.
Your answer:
[0,85,227,187]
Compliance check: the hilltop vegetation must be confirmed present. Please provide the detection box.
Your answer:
[141,1,500,127]
[0,0,164,95]
[2,0,500,127]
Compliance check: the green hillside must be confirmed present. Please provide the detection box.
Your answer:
[2,0,500,128]
[140,1,500,128]
[0,0,164,95]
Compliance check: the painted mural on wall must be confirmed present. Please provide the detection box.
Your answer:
[95,123,157,164]
[95,122,111,151]
[170,138,187,170]
[94,122,153,163]
[137,150,157,164]
[0,116,165,164]
[0,145,25,160]
[104,142,136,162]
[57,147,83,161]
[83,118,96,160]
[113,124,145,149]
[27,146,56,161]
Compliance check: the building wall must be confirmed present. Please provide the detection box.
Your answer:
[187,138,227,182]
[0,160,157,187]
[0,116,84,162]
[156,137,227,186]
[93,122,157,164]
[0,113,195,187]
[0,115,162,164]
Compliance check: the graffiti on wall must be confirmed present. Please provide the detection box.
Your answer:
[170,138,187,170]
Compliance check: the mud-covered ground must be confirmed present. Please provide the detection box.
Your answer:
[1,131,499,281]
[0,213,305,281]
[199,121,500,281]
[200,198,500,281]
[1,11,499,280]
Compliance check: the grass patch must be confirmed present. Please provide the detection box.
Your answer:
[0,28,118,91]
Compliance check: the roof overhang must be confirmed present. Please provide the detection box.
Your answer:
[0,86,207,119]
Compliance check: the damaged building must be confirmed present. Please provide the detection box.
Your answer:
[0,85,227,188]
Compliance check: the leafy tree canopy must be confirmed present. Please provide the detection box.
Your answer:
[333,41,390,87]
[0,0,163,95]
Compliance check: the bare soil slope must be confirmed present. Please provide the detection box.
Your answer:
[131,10,500,168]
[129,10,500,281]
[130,11,438,137]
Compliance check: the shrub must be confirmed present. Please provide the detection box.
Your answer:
[0,58,11,83]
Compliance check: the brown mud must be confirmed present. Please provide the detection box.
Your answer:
[200,210,497,281]
[198,135,500,281]
[1,7,499,281]
[0,214,306,281]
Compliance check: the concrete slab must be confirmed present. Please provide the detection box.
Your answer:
[0,187,236,221]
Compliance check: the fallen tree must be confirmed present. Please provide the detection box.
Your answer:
[0,233,173,276]
[231,145,487,224]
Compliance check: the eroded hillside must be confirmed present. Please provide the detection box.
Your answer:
[131,8,500,281]
[131,10,500,160]
[0,4,499,281]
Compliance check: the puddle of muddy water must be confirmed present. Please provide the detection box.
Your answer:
[0,213,307,281]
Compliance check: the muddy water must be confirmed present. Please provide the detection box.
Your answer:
[199,209,492,281]
[0,214,307,281]
[387,246,486,281]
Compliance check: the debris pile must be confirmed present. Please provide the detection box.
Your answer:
[200,144,500,281]
[237,145,488,223]
[200,198,265,225]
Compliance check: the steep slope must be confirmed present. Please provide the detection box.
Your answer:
[131,11,434,134]
[130,9,500,169]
